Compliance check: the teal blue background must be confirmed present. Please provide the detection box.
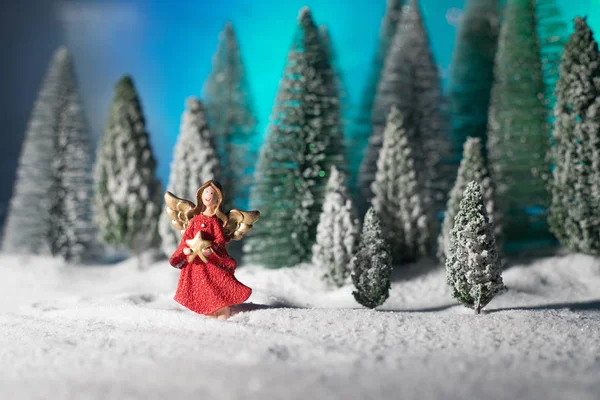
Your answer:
[32,0,600,185]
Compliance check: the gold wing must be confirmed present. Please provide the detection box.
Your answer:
[224,209,260,241]
[164,191,197,233]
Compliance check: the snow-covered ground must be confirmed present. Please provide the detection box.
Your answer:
[1,253,599,400]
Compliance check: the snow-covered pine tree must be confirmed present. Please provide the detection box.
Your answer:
[94,76,162,258]
[446,181,505,314]
[2,48,70,255]
[371,106,429,264]
[159,98,220,255]
[549,17,600,254]
[438,137,499,264]
[312,166,359,287]
[244,8,343,268]
[447,0,499,166]
[203,22,257,209]
[351,207,392,309]
[486,0,552,246]
[48,90,96,263]
[350,0,402,205]
[2,47,95,262]
[359,0,448,222]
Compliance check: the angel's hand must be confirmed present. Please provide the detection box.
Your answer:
[183,247,192,255]
[202,247,213,256]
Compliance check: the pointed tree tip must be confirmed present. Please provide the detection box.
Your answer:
[186,96,203,111]
[298,6,312,22]
[224,21,234,32]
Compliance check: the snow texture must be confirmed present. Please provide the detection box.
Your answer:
[158,98,219,255]
[312,166,359,287]
[0,251,599,399]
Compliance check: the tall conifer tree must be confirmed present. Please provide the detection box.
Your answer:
[447,0,499,165]
[359,0,447,221]
[446,181,505,314]
[244,8,343,268]
[312,166,359,287]
[203,22,257,209]
[549,17,600,254]
[94,76,162,258]
[159,98,220,255]
[371,106,429,264]
[438,137,499,264]
[486,0,552,246]
[2,47,95,262]
[350,0,402,196]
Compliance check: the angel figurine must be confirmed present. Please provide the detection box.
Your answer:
[165,180,260,320]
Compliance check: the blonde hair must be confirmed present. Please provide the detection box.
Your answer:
[187,180,228,226]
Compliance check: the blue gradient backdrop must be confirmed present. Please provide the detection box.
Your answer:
[58,0,600,186]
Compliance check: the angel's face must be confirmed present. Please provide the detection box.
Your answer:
[202,187,218,208]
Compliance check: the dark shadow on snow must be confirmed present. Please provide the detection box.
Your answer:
[379,303,456,313]
[390,258,442,283]
[489,299,600,313]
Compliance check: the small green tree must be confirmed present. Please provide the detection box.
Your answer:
[312,166,359,287]
[438,137,499,264]
[549,17,600,254]
[486,0,552,246]
[360,0,447,224]
[372,106,429,264]
[446,181,506,314]
[351,207,392,309]
[93,76,162,260]
[158,98,219,255]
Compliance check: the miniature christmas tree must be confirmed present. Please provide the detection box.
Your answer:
[93,76,162,259]
[350,0,402,203]
[486,0,552,246]
[48,91,96,263]
[244,8,343,268]
[312,166,359,287]
[359,0,447,217]
[438,137,499,264]
[351,207,392,309]
[2,47,95,262]
[203,22,257,209]
[446,181,505,314]
[536,0,568,118]
[447,0,499,165]
[549,17,600,254]
[371,106,429,264]
[159,98,220,255]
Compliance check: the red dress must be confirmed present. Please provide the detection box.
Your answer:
[169,214,252,315]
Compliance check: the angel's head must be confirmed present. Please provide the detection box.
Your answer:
[192,180,228,225]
